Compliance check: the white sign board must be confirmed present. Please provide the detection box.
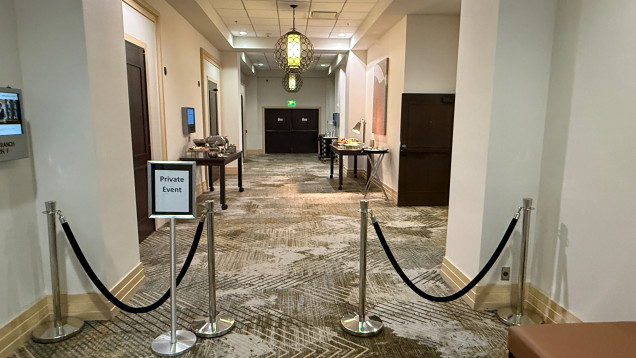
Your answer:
[148,161,196,218]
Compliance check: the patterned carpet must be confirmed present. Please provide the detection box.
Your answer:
[10,154,508,357]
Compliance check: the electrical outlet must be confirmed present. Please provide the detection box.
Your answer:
[501,267,511,281]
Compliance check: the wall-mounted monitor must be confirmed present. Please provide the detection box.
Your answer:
[182,107,195,134]
[0,87,29,162]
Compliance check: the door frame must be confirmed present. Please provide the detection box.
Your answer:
[200,48,222,138]
[123,0,168,230]
[123,0,167,161]
[261,106,321,151]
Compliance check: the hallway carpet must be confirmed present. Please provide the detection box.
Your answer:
[10,154,508,357]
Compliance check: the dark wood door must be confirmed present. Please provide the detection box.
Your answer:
[265,108,292,153]
[125,41,154,242]
[208,81,219,136]
[397,94,455,206]
[291,108,319,153]
[208,82,219,183]
[264,108,318,153]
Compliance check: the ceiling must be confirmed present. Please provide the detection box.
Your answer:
[167,0,461,75]
[210,0,378,40]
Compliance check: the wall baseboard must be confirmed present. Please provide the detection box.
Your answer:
[526,284,581,324]
[0,298,48,358]
[245,149,264,155]
[440,257,580,323]
[0,262,145,358]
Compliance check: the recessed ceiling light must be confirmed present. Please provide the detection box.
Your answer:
[257,63,264,66]
[239,31,248,36]
[320,64,328,67]
[338,33,348,38]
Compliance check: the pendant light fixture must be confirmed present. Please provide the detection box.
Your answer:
[282,72,303,93]
[274,4,314,73]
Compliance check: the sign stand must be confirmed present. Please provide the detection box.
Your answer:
[147,161,197,356]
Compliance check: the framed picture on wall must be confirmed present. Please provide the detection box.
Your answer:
[372,57,388,135]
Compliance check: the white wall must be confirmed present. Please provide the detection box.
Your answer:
[404,15,460,93]
[220,52,242,157]
[335,68,347,138]
[14,0,140,296]
[532,0,636,321]
[84,0,143,285]
[243,76,259,151]
[445,0,556,281]
[0,0,44,328]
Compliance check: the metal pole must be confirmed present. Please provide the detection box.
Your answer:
[516,198,532,317]
[358,200,368,320]
[47,201,63,331]
[32,201,84,343]
[207,203,217,321]
[170,218,177,345]
[340,200,383,337]
[152,218,197,356]
[497,198,543,326]
[192,200,235,337]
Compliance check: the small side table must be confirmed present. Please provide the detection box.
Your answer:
[362,148,389,200]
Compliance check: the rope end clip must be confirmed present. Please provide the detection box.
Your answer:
[515,207,522,220]
[199,211,207,223]
[57,210,67,224]
[369,209,378,224]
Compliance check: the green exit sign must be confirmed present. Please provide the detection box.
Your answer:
[287,100,296,107]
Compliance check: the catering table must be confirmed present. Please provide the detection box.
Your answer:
[180,150,244,210]
[329,144,389,199]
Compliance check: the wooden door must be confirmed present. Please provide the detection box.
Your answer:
[291,108,319,153]
[397,94,455,206]
[265,108,292,153]
[264,108,318,153]
[125,41,154,242]
[208,81,219,135]
[208,82,219,183]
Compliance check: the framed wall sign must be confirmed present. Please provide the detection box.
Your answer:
[147,161,196,218]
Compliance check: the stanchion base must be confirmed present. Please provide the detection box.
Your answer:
[496,307,543,326]
[151,330,197,356]
[340,313,383,337]
[32,317,84,343]
[191,313,235,338]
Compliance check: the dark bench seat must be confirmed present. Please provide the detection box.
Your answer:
[508,322,636,358]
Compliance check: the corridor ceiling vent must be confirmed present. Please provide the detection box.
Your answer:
[274,4,314,73]
[282,72,303,93]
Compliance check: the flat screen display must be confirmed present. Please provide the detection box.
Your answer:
[187,108,195,125]
[0,91,22,136]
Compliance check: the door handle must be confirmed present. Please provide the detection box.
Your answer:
[400,144,407,155]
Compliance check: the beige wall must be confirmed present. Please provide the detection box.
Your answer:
[365,17,407,192]
[144,0,221,161]
[404,15,460,93]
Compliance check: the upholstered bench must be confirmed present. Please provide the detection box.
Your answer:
[508,321,636,358]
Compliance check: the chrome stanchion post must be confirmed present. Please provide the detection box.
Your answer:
[340,200,383,336]
[152,218,197,356]
[192,200,235,337]
[497,198,543,326]
[32,201,84,343]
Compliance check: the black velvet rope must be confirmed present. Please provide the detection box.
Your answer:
[60,218,204,313]
[372,216,518,302]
